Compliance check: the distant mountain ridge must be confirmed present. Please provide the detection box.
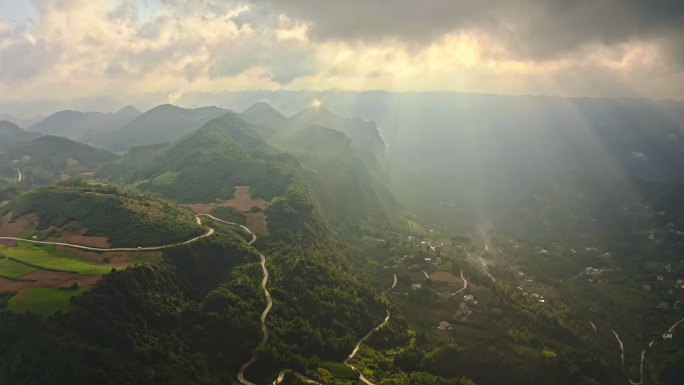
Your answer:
[289,105,387,166]
[91,104,230,152]
[238,102,290,131]
[0,121,41,153]
[0,113,42,128]
[109,112,291,203]
[0,135,118,187]
[28,106,141,142]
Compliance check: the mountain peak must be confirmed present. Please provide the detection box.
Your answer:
[0,119,22,130]
[290,104,338,124]
[116,105,141,116]
[243,101,277,114]
[148,104,183,113]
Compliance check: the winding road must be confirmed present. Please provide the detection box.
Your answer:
[589,321,597,333]
[451,269,469,296]
[16,169,21,183]
[344,310,392,385]
[192,215,273,385]
[0,222,215,252]
[222,216,321,385]
[626,316,684,385]
[199,214,256,245]
[0,211,263,253]
[611,329,625,367]
[237,252,272,385]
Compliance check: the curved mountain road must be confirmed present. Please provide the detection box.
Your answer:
[626,316,684,385]
[0,229,216,252]
[199,214,256,245]
[237,251,272,385]
[450,269,469,296]
[611,329,625,367]
[344,310,392,385]
[0,220,215,252]
[202,213,392,385]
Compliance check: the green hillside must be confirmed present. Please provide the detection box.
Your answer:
[28,106,140,142]
[238,102,291,131]
[289,106,386,166]
[0,135,118,187]
[6,183,203,247]
[286,125,398,237]
[93,104,229,151]
[0,121,40,153]
[118,113,295,202]
[493,173,684,383]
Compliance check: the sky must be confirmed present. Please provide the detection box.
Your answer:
[1,0,684,105]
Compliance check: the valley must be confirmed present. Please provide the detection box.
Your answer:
[3,2,684,383]
[0,98,682,385]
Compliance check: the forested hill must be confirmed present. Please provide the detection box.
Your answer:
[93,104,230,152]
[289,106,387,167]
[0,121,40,153]
[27,107,140,142]
[0,233,263,385]
[286,125,398,237]
[3,183,203,247]
[0,135,118,188]
[108,112,295,203]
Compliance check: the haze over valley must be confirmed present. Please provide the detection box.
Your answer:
[1,1,684,385]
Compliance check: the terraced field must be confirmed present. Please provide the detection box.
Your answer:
[0,243,113,275]
[0,257,37,279]
[7,287,84,315]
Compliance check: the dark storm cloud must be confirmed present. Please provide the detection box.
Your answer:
[250,0,684,62]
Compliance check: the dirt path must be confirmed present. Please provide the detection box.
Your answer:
[589,321,597,333]
[451,269,469,296]
[611,329,625,367]
[419,269,429,279]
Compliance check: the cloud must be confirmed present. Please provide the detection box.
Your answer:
[0,0,683,103]
[630,151,649,161]
[251,0,684,64]
[168,90,182,104]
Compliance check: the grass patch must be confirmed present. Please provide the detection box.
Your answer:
[7,287,83,316]
[210,206,246,225]
[203,218,253,243]
[0,242,113,275]
[17,229,38,239]
[407,220,424,233]
[318,361,358,380]
[150,171,179,186]
[0,257,37,278]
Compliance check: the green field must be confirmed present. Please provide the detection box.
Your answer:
[318,361,358,380]
[0,257,37,279]
[7,287,83,316]
[0,242,113,275]
[203,217,254,243]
